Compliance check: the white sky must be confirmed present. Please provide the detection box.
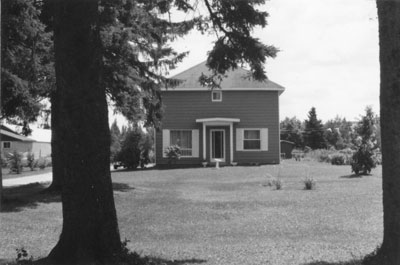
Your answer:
[165,0,380,122]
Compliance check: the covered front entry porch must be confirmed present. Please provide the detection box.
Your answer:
[196,118,240,165]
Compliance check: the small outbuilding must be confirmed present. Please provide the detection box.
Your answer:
[280,140,295,159]
[1,125,51,159]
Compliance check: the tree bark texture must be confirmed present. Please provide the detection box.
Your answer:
[47,93,63,192]
[375,1,400,264]
[47,1,121,264]
[0,0,3,212]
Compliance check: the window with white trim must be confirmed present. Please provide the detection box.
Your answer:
[3,142,11,149]
[243,130,261,150]
[170,130,192,156]
[211,90,222,102]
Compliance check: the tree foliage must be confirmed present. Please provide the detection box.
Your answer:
[1,0,54,135]
[324,116,354,150]
[351,106,378,175]
[115,124,153,169]
[304,107,326,149]
[110,119,122,163]
[280,116,304,147]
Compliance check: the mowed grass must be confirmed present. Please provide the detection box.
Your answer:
[2,167,53,180]
[0,161,382,265]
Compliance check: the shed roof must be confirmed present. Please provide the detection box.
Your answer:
[0,126,36,142]
[167,61,285,93]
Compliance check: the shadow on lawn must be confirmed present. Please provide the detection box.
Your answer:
[140,257,207,265]
[28,252,207,265]
[301,259,363,265]
[115,251,207,265]
[1,182,134,213]
[1,182,59,213]
[340,174,363,179]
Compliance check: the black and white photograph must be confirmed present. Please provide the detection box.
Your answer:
[1,0,399,264]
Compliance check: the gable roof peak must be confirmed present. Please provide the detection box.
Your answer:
[169,61,284,92]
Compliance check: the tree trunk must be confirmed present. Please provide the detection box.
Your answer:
[46,1,121,264]
[0,0,3,212]
[372,1,400,264]
[46,93,63,192]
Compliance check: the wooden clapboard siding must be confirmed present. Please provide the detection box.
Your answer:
[155,90,280,165]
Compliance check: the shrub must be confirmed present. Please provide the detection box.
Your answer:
[266,177,283,190]
[7,150,23,174]
[351,143,377,175]
[16,247,33,264]
[273,178,283,190]
[139,133,153,168]
[303,177,316,190]
[45,157,52,167]
[26,152,35,171]
[1,154,7,168]
[117,128,142,169]
[331,154,345,165]
[37,158,47,169]
[164,145,181,165]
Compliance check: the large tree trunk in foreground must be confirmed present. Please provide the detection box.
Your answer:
[46,1,121,264]
[47,93,63,192]
[372,1,400,264]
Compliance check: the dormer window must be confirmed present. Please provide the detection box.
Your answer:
[211,90,222,102]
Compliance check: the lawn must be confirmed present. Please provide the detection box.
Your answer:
[1,167,53,180]
[0,161,382,265]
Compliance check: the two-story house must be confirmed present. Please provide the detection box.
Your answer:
[155,61,285,166]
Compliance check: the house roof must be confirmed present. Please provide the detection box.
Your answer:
[166,61,285,94]
[0,125,36,142]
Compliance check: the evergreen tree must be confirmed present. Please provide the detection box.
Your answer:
[351,106,378,175]
[304,107,326,149]
[44,0,277,263]
[1,0,54,135]
[116,125,143,169]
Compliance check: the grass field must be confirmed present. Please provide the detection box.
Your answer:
[1,167,52,180]
[0,161,382,265]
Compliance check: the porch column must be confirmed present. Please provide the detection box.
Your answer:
[230,123,233,164]
[202,123,206,160]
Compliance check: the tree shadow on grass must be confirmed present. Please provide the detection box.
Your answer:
[29,252,207,265]
[1,182,134,212]
[301,259,363,265]
[112,251,207,265]
[340,174,363,179]
[112,182,135,192]
[1,182,59,213]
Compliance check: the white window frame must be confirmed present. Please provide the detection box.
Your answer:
[243,129,261,150]
[211,90,222,102]
[3,142,11,149]
[170,130,193,157]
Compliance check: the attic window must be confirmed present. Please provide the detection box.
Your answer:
[211,90,222,102]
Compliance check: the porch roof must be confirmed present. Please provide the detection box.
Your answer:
[195,117,240,124]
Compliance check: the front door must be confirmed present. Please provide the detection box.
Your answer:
[210,129,225,162]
